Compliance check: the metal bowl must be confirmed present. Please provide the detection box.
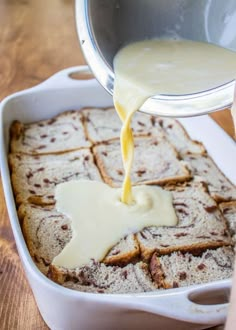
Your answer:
[76,0,236,117]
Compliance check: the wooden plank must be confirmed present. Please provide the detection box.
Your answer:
[210,109,235,139]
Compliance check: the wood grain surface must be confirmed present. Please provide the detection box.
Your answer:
[0,1,234,329]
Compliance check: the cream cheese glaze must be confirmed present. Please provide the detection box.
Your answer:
[53,180,177,268]
[53,38,236,268]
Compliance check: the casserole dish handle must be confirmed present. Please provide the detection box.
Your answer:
[127,280,231,325]
[38,66,94,89]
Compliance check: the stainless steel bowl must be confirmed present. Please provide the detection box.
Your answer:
[76,0,236,117]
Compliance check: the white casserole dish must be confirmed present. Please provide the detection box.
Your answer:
[0,66,235,330]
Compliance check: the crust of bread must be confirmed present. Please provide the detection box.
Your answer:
[103,234,140,266]
[149,252,166,288]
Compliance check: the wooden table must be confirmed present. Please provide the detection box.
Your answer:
[0,1,234,329]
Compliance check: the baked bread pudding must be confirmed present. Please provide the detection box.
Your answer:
[9,108,236,293]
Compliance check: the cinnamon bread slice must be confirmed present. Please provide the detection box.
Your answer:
[9,149,102,205]
[93,136,191,187]
[10,110,91,155]
[50,261,158,294]
[156,117,205,156]
[150,247,234,289]
[137,182,232,261]
[18,203,72,274]
[220,202,236,249]
[184,154,236,202]
[82,107,164,144]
